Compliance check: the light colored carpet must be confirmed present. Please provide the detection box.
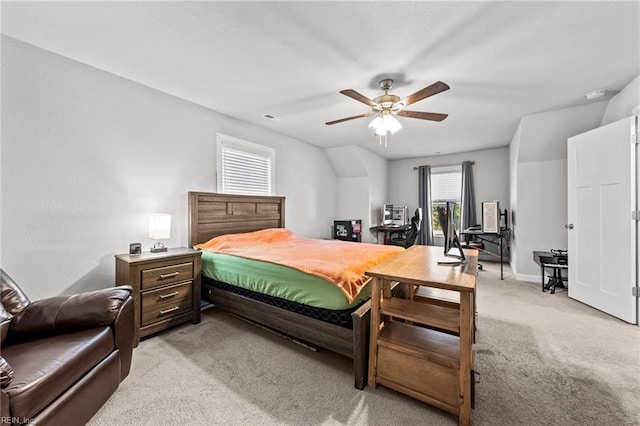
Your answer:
[90,262,640,425]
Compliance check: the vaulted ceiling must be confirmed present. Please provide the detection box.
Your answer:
[2,1,639,160]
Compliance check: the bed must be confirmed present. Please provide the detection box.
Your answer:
[188,191,403,389]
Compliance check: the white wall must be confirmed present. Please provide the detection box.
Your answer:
[509,75,639,280]
[509,101,609,279]
[361,148,388,243]
[1,37,337,299]
[325,145,388,243]
[601,75,640,126]
[509,121,522,277]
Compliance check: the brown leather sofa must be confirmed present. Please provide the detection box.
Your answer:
[0,269,134,425]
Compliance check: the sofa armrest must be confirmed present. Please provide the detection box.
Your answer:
[113,295,135,381]
[8,286,132,341]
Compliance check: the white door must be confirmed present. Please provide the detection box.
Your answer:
[567,116,637,324]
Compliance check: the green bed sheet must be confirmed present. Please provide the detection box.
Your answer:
[200,250,371,310]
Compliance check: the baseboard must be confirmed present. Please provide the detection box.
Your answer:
[516,273,540,283]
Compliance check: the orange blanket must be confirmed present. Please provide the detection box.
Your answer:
[195,228,404,303]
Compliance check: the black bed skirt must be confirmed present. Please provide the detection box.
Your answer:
[201,276,364,329]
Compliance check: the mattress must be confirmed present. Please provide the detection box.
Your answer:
[200,250,371,311]
[195,228,403,304]
[202,277,362,329]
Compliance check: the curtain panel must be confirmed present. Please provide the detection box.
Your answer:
[460,161,476,237]
[418,166,434,245]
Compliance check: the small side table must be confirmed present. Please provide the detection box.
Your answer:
[115,247,202,346]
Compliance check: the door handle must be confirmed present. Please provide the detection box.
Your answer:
[565,224,574,230]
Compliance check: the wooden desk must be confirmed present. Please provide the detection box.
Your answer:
[367,245,477,426]
[369,224,410,244]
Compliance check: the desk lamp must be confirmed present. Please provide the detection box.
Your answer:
[149,213,170,252]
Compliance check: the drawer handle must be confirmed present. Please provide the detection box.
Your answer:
[159,291,180,300]
[159,272,180,279]
[159,306,180,315]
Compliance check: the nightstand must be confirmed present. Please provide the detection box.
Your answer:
[115,247,202,346]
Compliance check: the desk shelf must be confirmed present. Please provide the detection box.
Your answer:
[377,321,461,414]
[379,321,460,368]
[380,297,460,334]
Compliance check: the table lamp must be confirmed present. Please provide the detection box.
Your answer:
[149,213,171,252]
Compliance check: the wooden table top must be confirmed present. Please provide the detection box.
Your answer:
[366,245,477,292]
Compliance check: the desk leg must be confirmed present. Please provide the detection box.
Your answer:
[499,235,504,280]
[367,277,381,388]
[459,291,473,426]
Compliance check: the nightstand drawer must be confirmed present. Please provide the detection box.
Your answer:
[141,262,193,289]
[141,281,193,327]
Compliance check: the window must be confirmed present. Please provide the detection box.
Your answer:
[431,165,462,233]
[217,134,275,196]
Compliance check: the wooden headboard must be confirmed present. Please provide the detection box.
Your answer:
[188,192,286,247]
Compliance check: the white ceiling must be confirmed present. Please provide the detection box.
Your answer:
[2,1,639,160]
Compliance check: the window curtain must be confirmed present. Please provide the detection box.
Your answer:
[460,161,476,236]
[418,165,434,245]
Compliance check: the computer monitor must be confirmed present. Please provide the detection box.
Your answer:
[382,204,407,226]
[439,202,466,265]
[391,206,407,226]
[382,204,393,225]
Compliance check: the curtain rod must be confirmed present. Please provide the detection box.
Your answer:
[413,161,474,170]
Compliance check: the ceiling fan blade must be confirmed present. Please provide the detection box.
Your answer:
[340,89,376,107]
[396,110,448,122]
[325,112,374,125]
[397,81,450,108]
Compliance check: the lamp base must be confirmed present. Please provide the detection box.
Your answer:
[150,242,167,253]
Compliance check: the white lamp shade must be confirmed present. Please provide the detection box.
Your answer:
[368,114,402,136]
[384,115,402,134]
[368,116,383,132]
[149,214,171,239]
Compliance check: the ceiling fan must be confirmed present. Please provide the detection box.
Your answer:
[325,79,450,128]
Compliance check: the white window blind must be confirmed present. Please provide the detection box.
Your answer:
[217,134,275,196]
[431,166,462,202]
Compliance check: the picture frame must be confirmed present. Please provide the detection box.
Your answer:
[129,242,142,256]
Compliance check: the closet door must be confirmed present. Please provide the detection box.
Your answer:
[567,116,637,324]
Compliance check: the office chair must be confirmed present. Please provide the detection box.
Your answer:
[389,208,422,248]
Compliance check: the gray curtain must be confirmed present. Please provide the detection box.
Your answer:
[418,165,434,245]
[460,161,476,234]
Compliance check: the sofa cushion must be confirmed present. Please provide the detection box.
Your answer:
[2,327,114,420]
[0,356,14,388]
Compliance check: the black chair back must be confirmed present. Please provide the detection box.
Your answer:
[388,208,422,248]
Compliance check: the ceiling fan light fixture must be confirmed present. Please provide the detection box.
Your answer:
[369,114,402,136]
[384,114,402,134]
[368,116,384,133]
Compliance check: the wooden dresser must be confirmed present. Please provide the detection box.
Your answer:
[366,245,477,426]
[115,247,202,346]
